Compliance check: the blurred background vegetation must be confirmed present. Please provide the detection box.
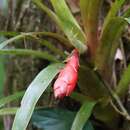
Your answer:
[0,0,130,130]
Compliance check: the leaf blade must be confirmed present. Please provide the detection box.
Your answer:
[50,0,87,53]
[0,91,24,108]
[95,17,127,80]
[80,0,102,57]
[102,0,125,31]
[12,63,64,130]
[116,64,130,97]
[0,49,58,62]
[71,100,96,130]
[0,107,18,115]
[78,65,109,100]
[31,107,94,130]
[33,0,87,53]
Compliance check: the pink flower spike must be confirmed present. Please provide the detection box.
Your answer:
[53,49,79,99]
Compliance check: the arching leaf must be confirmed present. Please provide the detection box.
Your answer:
[12,63,64,130]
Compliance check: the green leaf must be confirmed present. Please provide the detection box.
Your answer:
[33,0,86,53]
[0,107,18,115]
[31,107,94,130]
[32,37,66,58]
[93,103,119,128]
[124,17,130,24]
[0,31,70,48]
[116,64,130,97]
[32,0,73,49]
[12,63,64,130]
[0,49,58,62]
[70,92,93,104]
[80,0,102,57]
[0,31,19,36]
[0,32,65,60]
[78,65,109,100]
[123,8,130,17]
[102,0,125,31]
[80,0,89,29]
[0,34,25,49]
[71,100,96,130]
[32,0,62,30]
[95,17,127,80]
[51,0,82,30]
[51,0,87,54]
[0,91,25,108]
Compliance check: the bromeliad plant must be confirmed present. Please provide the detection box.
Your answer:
[0,0,130,130]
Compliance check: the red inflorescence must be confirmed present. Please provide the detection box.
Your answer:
[53,49,79,99]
